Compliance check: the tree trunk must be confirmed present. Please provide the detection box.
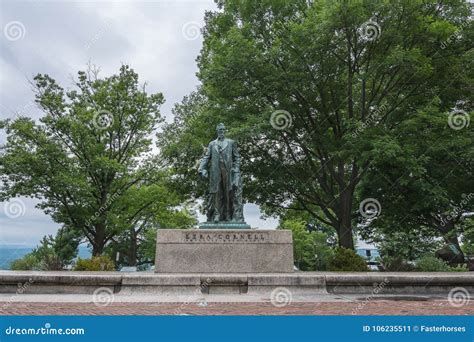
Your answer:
[92,222,106,256]
[338,223,355,250]
[128,229,138,267]
[336,189,355,250]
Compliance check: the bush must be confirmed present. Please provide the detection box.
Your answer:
[379,256,415,272]
[462,243,474,256]
[10,254,40,270]
[415,255,467,272]
[74,256,115,271]
[328,247,369,271]
[10,231,79,271]
[449,264,469,272]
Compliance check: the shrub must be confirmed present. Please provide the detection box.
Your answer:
[328,247,369,271]
[10,254,41,271]
[9,232,78,271]
[415,255,467,272]
[74,256,115,271]
[379,256,415,272]
[449,264,468,272]
[462,243,474,256]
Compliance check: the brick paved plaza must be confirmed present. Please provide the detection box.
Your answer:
[1,300,472,316]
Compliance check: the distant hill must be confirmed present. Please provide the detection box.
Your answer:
[0,245,92,270]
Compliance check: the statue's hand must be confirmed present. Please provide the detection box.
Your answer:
[199,169,208,180]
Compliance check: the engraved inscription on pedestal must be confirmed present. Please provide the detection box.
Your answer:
[183,231,267,243]
[155,229,294,273]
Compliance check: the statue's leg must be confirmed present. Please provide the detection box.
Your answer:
[216,163,228,221]
[221,168,230,221]
[229,188,235,221]
[213,188,221,222]
[214,168,227,222]
[206,191,215,222]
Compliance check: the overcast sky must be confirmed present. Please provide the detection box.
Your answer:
[0,0,277,247]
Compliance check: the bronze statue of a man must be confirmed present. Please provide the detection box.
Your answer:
[198,123,244,223]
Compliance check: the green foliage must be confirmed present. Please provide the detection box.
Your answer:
[160,0,473,250]
[358,101,473,258]
[328,248,369,272]
[280,219,333,271]
[378,256,415,272]
[280,206,338,247]
[461,218,474,255]
[0,65,195,257]
[53,227,81,266]
[9,229,79,271]
[414,255,467,272]
[366,227,441,263]
[74,255,115,271]
[0,65,164,255]
[463,244,474,255]
[107,205,197,268]
[10,254,40,271]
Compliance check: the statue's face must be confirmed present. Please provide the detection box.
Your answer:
[217,127,225,139]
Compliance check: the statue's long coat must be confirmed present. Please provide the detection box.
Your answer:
[199,138,241,193]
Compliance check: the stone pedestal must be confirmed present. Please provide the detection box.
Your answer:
[198,222,251,229]
[155,229,294,273]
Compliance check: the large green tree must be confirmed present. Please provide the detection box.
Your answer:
[160,0,472,249]
[358,101,473,261]
[0,65,185,255]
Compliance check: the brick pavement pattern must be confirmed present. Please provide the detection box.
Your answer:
[1,301,472,315]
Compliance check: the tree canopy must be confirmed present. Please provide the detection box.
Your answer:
[159,0,473,249]
[1,65,194,257]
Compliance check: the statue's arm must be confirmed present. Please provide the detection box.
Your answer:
[198,142,212,175]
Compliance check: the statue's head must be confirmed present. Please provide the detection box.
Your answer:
[216,123,226,139]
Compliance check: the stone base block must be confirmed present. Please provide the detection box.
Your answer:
[198,222,251,229]
[155,229,294,273]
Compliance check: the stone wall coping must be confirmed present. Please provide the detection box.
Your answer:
[1,271,473,286]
